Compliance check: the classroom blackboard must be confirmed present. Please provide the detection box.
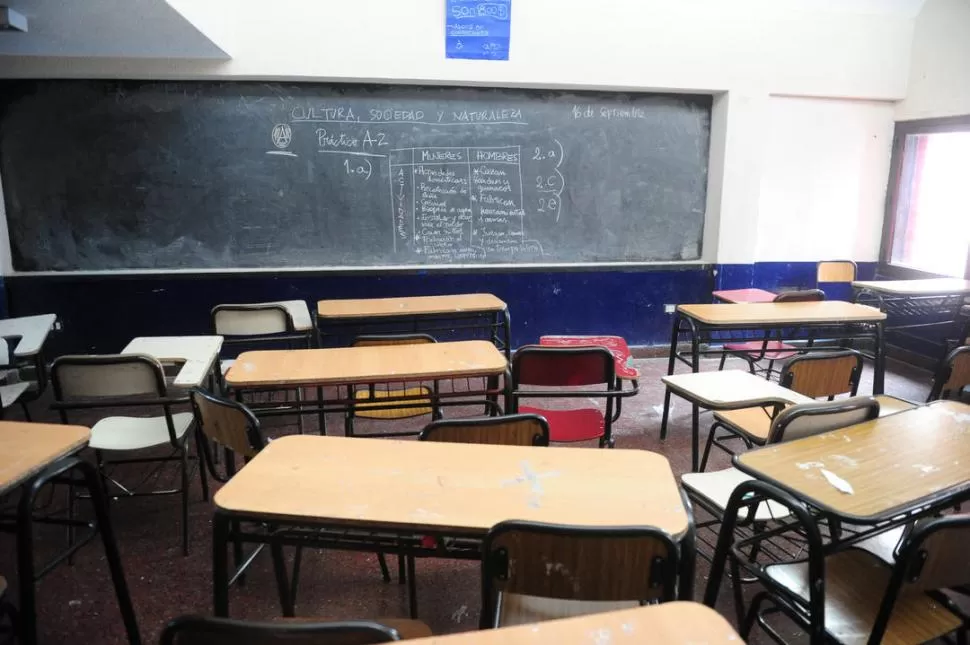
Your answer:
[0,81,711,271]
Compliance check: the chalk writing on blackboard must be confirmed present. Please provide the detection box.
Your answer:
[446,0,511,61]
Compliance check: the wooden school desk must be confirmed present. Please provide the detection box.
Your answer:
[123,335,224,388]
[0,422,139,645]
[225,340,509,434]
[711,288,777,303]
[705,400,970,607]
[316,294,511,358]
[404,602,740,644]
[853,278,970,354]
[212,436,694,617]
[660,370,814,472]
[664,300,887,389]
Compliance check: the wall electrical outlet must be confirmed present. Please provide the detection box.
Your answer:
[664,304,676,314]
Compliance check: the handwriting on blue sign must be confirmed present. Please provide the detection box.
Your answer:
[445,0,511,61]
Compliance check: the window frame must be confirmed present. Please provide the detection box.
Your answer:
[880,114,970,280]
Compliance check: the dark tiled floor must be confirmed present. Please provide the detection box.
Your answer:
[0,356,935,644]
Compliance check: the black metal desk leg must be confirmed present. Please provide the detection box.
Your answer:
[660,314,683,440]
[78,460,141,645]
[873,322,886,395]
[691,403,700,472]
[213,513,230,617]
[16,481,38,645]
[500,309,512,362]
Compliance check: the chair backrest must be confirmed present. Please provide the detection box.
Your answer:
[160,615,400,645]
[773,289,826,303]
[480,520,678,628]
[190,389,265,461]
[211,304,292,337]
[767,396,881,444]
[51,354,167,400]
[929,345,970,401]
[816,261,857,283]
[864,514,970,643]
[352,333,437,347]
[512,345,615,388]
[419,414,550,447]
[780,350,864,399]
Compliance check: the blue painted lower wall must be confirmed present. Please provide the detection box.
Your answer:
[3,261,882,355]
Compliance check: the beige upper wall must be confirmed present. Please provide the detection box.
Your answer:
[896,0,970,120]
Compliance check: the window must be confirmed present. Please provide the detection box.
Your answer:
[883,119,970,278]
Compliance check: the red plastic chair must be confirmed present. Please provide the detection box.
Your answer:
[510,345,619,448]
[719,289,826,378]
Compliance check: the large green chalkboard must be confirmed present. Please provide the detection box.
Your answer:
[0,81,711,271]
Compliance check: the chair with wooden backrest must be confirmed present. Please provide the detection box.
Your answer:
[212,303,309,433]
[510,345,619,448]
[700,349,865,471]
[479,520,679,629]
[419,414,550,447]
[345,334,439,437]
[683,397,881,564]
[816,260,858,303]
[160,614,433,644]
[51,354,199,555]
[719,289,827,379]
[928,345,970,402]
[189,389,395,613]
[741,511,970,645]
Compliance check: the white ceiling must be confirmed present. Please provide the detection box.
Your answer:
[0,0,227,58]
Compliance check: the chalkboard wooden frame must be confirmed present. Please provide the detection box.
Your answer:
[0,80,713,273]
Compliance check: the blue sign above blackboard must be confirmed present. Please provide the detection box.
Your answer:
[445,0,511,61]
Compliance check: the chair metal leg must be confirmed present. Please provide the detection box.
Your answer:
[406,555,418,619]
[398,551,406,584]
[659,387,673,441]
[196,430,210,503]
[699,424,719,472]
[377,552,391,583]
[66,480,77,565]
[270,542,294,617]
[75,459,142,644]
[180,447,190,557]
[729,554,747,628]
[290,546,303,608]
[718,352,727,371]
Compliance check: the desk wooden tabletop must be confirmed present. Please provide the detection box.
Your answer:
[214,435,689,537]
[853,278,970,296]
[735,400,970,522]
[0,422,90,496]
[662,370,813,409]
[123,336,224,388]
[404,602,740,644]
[227,340,507,389]
[317,294,507,319]
[0,313,57,358]
[677,301,885,325]
[711,288,777,303]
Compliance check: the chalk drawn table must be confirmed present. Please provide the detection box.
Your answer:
[405,602,740,644]
[704,400,970,609]
[0,422,140,645]
[853,278,970,356]
[225,340,509,435]
[212,436,693,617]
[316,293,511,359]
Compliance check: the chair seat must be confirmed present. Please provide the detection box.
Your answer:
[724,340,798,361]
[353,387,433,419]
[519,406,604,442]
[90,412,194,451]
[682,467,791,522]
[497,592,637,627]
[713,406,776,444]
[0,382,30,408]
[765,550,962,645]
